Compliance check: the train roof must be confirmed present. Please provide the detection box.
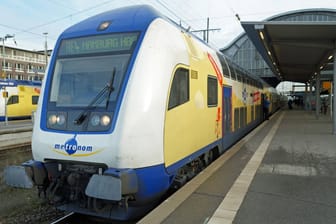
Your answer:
[60,5,166,39]
[58,5,211,50]
[0,79,41,88]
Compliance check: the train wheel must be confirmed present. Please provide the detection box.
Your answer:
[203,150,214,166]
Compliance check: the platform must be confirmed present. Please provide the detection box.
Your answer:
[139,108,336,224]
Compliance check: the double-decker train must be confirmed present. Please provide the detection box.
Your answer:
[0,80,41,121]
[5,5,280,220]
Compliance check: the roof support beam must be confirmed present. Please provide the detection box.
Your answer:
[272,40,333,49]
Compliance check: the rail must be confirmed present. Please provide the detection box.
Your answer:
[50,212,76,224]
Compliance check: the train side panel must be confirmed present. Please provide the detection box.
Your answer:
[0,81,41,120]
[164,33,222,169]
[113,18,190,168]
[7,85,40,119]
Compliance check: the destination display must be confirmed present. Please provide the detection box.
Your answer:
[59,32,139,56]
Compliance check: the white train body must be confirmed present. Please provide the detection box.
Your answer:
[33,18,189,168]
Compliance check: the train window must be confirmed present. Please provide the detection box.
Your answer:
[240,107,246,128]
[242,75,246,84]
[168,68,190,110]
[216,52,230,78]
[7,95,19,105]
[32,95,39,105]
[236,74,242,82]
[229,65,237,80]
[234,108,239,130]
[252,79,256,87]
[251,105,254,121]
[207,76,218,107]
[50,54,130,108]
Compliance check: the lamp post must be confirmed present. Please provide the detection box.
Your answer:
[43,32,48,66]
[1,34,15,125]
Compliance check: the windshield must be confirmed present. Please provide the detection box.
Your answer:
[49,54,128,108]
[48,32,139,109]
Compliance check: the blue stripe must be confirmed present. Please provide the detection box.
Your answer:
[0,79,41,88]
[105,164,172,203]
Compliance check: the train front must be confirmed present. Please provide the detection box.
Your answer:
[6,6,173,220]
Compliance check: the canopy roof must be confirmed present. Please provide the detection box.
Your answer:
[241,21,336,83]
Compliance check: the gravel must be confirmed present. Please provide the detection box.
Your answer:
[0,149,65,224]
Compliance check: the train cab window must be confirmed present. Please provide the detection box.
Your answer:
[207,76,218,107]
[7,95,19,105]
[168,68,190,110]
[32,95,39,105]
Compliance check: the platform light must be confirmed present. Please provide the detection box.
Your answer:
[267,50,271,56]
[259,31,264,40]
[320,65,324,70]
[328,55,333,60]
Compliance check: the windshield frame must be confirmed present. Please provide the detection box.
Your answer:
[41,32,141,133]
[47,32,139,111]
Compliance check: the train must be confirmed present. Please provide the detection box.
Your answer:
[4,5,280,220]
[0,80,41,121]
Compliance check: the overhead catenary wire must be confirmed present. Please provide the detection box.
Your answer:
[1,0,286,50]
[17,0,117,36]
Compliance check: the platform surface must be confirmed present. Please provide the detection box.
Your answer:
[139,109,336,224]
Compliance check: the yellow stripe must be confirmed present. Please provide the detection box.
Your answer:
[52,148,104,157]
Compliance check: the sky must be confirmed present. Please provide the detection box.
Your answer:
[1,0,336,52]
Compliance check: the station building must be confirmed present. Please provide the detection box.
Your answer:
[221,8,336,88]
[0,45,47,81]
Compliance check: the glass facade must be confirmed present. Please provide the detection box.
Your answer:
[221,9,336,83]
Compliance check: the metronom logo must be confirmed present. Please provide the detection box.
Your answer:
[54,134,93,155]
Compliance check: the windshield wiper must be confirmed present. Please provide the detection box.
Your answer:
[105,68,116,109]
[74,68,116,125]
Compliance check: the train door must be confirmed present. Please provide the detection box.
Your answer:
[222,86,232,138]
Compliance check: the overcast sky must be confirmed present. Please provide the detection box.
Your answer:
[1,0,336,51]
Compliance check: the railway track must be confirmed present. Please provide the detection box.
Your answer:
[50,212,76,224]
[0,128,32,153]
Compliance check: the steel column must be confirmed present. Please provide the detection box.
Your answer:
[333,47,336,134]
[315,72,321,119]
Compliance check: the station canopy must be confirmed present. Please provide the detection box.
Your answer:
[241,21,336,84]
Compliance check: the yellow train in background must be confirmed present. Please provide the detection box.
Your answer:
[0,80,41,121]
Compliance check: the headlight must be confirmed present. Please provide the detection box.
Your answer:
[87,113,111,131]
[90,115,100,126]
[56,114,66,125]
[48,114,57,125]
[47,112,67,129]
[100,115,111,126]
